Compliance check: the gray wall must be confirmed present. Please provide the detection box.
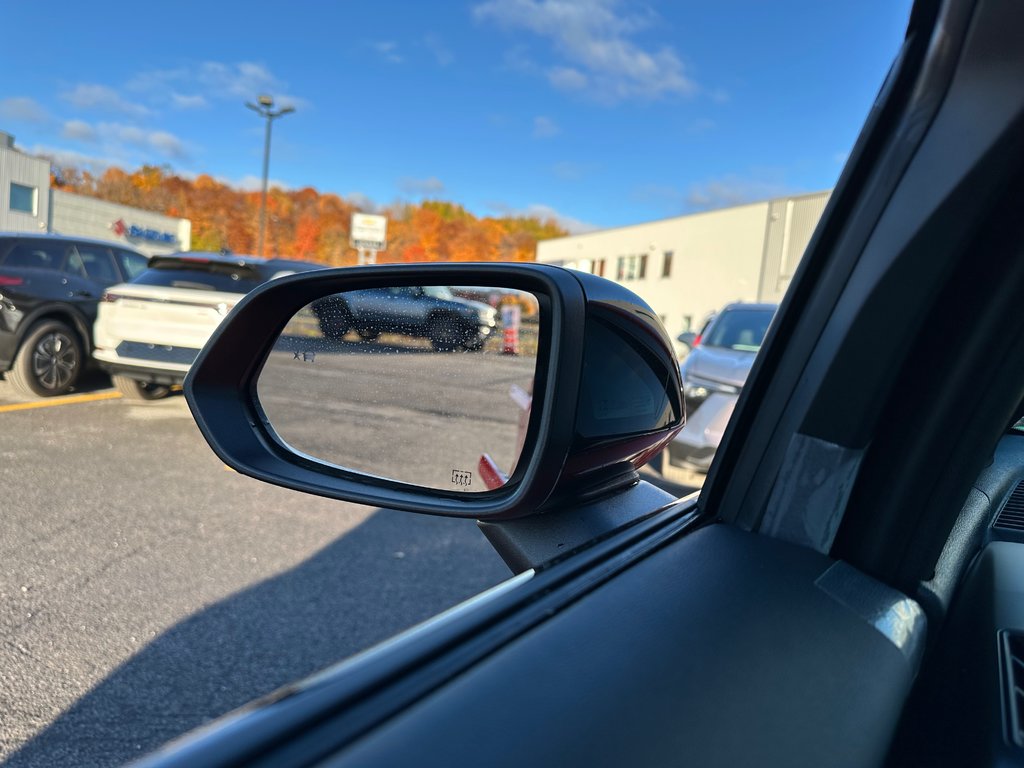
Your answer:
[49,190,191,257]
[0,133,50,233]
[536,190,831,345]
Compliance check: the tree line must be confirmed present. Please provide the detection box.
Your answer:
[49,164,567,265]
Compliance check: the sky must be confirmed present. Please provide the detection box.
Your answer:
[0,0,912,233]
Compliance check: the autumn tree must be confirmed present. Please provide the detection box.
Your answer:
[44,160,568,264]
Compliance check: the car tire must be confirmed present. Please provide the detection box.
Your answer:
[315,299,352,340]
[429,316,464,352]
[112,375,171,401]
[462,334,486,352]
[7,320,84,398]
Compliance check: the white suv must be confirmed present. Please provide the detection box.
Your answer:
[93,253,322,400]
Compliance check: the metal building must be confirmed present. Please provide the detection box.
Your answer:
[535,190,831,346]
[0,131,191,256]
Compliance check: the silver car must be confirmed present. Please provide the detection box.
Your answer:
[667,302,777,472]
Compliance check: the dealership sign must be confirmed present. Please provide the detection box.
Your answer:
[350,213,387,251]
[111,218,177,245]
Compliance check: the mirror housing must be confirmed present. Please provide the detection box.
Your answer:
[185,264,683,520]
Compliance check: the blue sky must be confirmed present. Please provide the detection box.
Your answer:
[0,0,911,232]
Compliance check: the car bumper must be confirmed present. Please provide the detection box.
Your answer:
[94,344,195,385]
[668,392,737,472]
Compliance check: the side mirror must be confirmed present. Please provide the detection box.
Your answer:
[185,264,683,520]
[676,331,697,350]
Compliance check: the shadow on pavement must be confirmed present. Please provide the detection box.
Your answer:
[3,510,509,768]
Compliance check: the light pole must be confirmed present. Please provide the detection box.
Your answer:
[246,94,294,257]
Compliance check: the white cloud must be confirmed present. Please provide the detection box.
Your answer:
[128,65,306,110]
[684,175,792,211]
[488,201,597,234]
[371,41,404,64]
[195,61,307,109]
[474,0,695,103]
[28,144,122,172]
[0,97,49,124]
[423,34,454,66]
[171,93,208,109]
[125,67,189,92]
[532,116,560,138]
[147,130,187,158]
[399,176,446,196]
[57,120,189,160]
[96,123,187,159]
[61,84,150,117]
[62,119,97,141]
[233,175,292,192]
[547,66,588,90]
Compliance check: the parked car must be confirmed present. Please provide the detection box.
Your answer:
[93,252,323,400]
[667,302,777,473]
[0,233,149,397]
[313,285,498,351]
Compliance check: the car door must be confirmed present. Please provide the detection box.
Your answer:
[141,1,1024,766]
[63,243,122,326]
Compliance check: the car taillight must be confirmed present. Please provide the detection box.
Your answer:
[692,334,702,347]
[0,274,24,287]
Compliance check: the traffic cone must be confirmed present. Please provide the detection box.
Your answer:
[501,303,521,355]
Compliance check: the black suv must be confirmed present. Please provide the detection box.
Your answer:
[0,233,149,397]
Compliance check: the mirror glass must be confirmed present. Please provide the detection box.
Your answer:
[256,285,540,493]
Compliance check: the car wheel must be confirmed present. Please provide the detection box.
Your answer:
[356,328,381,341]
[429,316,464,352]
[315,299,352,340]
[7,320,83,398]
[112,375,171,401]
[462,333,486,352]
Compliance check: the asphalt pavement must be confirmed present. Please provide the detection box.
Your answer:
[259,334,537,490]
[0,373,511,767]
[0,359,697,768]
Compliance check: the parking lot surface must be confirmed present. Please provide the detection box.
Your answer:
[0,374,511,767]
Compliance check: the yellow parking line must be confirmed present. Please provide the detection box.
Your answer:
[0,391,122,413]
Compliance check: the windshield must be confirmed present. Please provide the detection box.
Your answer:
[132,261,265,292]
[421,285,455,300]
[701,308,776,352]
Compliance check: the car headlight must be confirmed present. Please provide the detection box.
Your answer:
[682,373,739,415]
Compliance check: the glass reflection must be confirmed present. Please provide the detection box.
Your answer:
[257,285,540,493]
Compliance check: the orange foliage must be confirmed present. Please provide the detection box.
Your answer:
[48,163,567,265]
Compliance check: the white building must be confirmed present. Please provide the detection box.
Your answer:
[0,131,190,256]
[536,191,830,344]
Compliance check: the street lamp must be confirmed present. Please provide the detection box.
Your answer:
[245,94,295,257]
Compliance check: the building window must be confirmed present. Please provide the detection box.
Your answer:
[662,250,674,278]
[9,182,37,215]
[616,255,649,281]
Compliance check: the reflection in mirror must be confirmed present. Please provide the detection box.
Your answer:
[257,285,540,493]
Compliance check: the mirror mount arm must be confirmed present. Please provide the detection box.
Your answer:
[478,480,686,574]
